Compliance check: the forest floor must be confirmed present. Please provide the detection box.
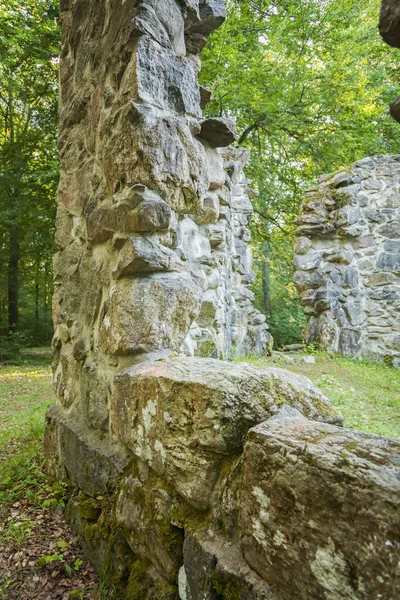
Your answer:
[0,353,399,599]
[0,363,110,600]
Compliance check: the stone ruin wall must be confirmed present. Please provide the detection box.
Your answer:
[294,156,400,367]
[53,0,272,401]
[45,1,400,599]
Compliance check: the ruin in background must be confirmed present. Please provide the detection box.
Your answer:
[294,156,400,367]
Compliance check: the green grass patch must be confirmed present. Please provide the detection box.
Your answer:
[0,364,56,503]
[241,352,400,439]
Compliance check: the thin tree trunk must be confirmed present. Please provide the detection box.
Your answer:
[8,224,20,332]
[35,265,40,335]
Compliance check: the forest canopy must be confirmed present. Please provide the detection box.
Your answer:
[0,0,399,352]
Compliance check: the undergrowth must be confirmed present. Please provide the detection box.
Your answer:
[0,364,100,599]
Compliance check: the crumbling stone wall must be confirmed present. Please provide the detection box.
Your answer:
[53,0,270,367]
[294,156,400,366]
[45,1,400,598]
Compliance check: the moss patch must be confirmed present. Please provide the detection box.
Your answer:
[211,570,244,599]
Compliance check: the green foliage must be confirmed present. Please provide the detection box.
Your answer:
[0,365,55,502]
[0,0,60,342]
[201,0,400,344]
[253,231,306,347]
[0,330,31,363]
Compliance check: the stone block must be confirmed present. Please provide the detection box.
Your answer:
[202,142,225,190]
[294,236,312,255]
[378,221,400,238]
[113,237,183,278]
[112,357,342,508]
[293,270,324,292]
[132,36,201,116]
[185,0,226,37]
[101,274,201,355]
[54,207,73,250]
[182,531,273,600]
[133,0,186,56]
[377,251,400,271]
[198,117,237,147]
[193,193,220,224]
[87,191,172,243]
[178,217,212,262]
[240,417,400,600]
[45,404,130,498]
[115,473,183,582]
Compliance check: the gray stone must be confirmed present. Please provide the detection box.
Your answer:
[185,0,226,37]
[100,274,201,355]
[376,251,400,271]
[45,404,130,497]
[112,237,184,277]
[198,117,237,147]
[378,220,400,238]
[294,236,312,255]
[384,239,400,252]
[133,1,186,55]
[294,155,400,364]
[193,193,220,224]
[86,189,172,243]
[112,357,342,508]
[240,418,400,600]
[133,36,201,117]
[293,270,324,292]
[183,531,274,600]
[202,142,226,190]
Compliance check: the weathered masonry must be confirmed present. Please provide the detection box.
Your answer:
[45,1,400,599]
[293,156,400,366]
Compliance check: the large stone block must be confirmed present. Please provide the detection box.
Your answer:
[240,417,400,600]
[112,236,184,277]
[101,273,201,355]
[133,0,186,55]
[380,0,400,48]
[45,404,130,498]
[132,37,201,116]
[112,357,342,508]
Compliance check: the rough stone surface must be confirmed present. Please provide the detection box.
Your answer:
[46,1,400,598]
[198,117,237,147]
[112,357,342,508]
[380,0,400,48]
[294,155,400,367]
[240,417,400,600]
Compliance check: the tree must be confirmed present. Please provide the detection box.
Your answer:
[0,0,59,340]
[200,0,400,345]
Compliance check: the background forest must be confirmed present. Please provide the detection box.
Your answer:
[1,0,400,356]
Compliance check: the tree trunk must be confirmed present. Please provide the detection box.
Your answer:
[8,225,19,332]
[35,271,40,335]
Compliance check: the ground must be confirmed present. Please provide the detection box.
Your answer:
[0,363,113,599]
[0,353,399,599]
[241,352,400,439]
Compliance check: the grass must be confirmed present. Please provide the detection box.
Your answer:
[241,352,400,439]
[0,363,101,599]
[0,364,56,504]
